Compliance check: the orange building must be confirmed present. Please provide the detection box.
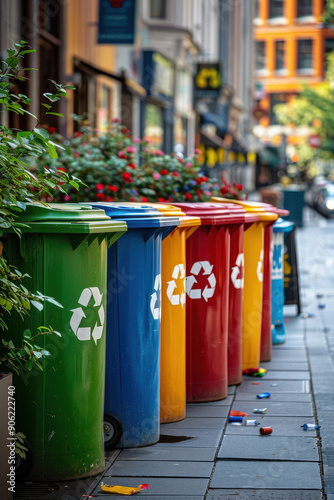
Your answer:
[254,0,334,144]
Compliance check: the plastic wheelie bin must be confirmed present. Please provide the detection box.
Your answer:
[171,202,246,401]
[2,203,127,481]
[272,218,295,344]
[211,197,278,369]
[89,202,179,447]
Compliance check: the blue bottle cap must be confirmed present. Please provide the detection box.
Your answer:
[256,392,271,399]
[228,416,243,423]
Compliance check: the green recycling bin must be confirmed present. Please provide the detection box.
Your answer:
[2,203,127,481]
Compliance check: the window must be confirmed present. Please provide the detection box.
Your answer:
[150,0,166,19]
[297,39,313,72]
[269,0,284,19]
[254,0,260,18]
[270,93,289,124]
[144,103,164,149]
[325,39,334,71]
[297,0,313,18]
[275,40,285,71]
[255,41,266,71]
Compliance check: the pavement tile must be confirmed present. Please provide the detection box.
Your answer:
[156,428,223,448]
[196,396,233,406]
[237,380,310,393]
[217,435,319,461]
[231,400,313,416]
[270,349,308,361]
[243,371,310,380]
[161,417,226,429]
[206,490,322,499]
[210,461,321,489]
[225,416,317,437]
[105,460,214,478]
[118,446,216,462]
[185,405,229,418]
[228,386,236,394]
[260,361,309,371]
[91,477,209,497]
[235,393,312,402]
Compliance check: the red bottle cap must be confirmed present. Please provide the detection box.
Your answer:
[259,427,272,435]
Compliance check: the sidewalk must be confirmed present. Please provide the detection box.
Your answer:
[16,207,334,499]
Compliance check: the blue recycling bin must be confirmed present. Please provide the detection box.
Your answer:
[271,218,295,344]
[89,203,179,448]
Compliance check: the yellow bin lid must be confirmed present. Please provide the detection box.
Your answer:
[210,197,278,223]
[140,202,201,228]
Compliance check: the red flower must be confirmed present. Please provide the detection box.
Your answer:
[141,197,148,202]
[75,131,82,138]
[130,197,136,201]
[196,188,203,196]
[123,128,130,133]
[185,193,192,200]
[106,196,113,202]
[118,151,127,159]
[237,184,243,191]
[201,176,208,182]
[128,163,136,169]
[220,186,228,195]
[158,197,166,202]
[122,172,133,183]
[57,167,66,172]
[74,151,80,158]
[160,169,169,176]
[223,179,228,186]
[112,117,120,123]
[233,182,237,188]
[96,193,106,201]
[172,171,180,177]
[96,183,104,191]
[48,126,56,134]
[109,185,118,193]
[196,178,202,185]
[194,148,201,155]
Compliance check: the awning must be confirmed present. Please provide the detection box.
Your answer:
[200,130,228,149]
[200,112,227,136]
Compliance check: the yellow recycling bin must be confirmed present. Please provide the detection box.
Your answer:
[210,197,278,369]
[142,203,200,423]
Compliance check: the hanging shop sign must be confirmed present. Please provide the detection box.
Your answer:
[194,63,221,100]
[98,0,136,44]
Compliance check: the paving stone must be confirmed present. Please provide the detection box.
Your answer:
[273,342,306,350]
[162,417,226,429]
[185,405,229,418]
[243,371,310,380]
[210,461,321,489]
[106,460,214,478]
[231,400,313,417]
[217,435,319,461]
[118,446,216,462]
[235,392,312,402]
[91,477,209,497]
[225,416,317,437]
[237,380,310,393]
[156,427,223,448]
[197,396,233,406]
[228,386,236,394]
[206,489,322,499]
[271,349,308,361]
[260,361,309,371]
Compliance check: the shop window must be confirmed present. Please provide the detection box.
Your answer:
[144,103,164,149]
[270,93,289,125]
[269,0,284,19]
[297,0,313,18]
[275,40,285,72]
[255,41,266,71]
[97,85,111,132]
[174,115,187,156]
[297,39,313,73]
[150,0,166,19]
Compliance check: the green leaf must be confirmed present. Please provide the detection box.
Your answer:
[53,331,62,337]
[30,300,43,311]
[48,143,58,159]
[64,85,76,90]
[34,128,49,140]
[45,112,64,117]
[43,93,60,103]
[8,340,15,349]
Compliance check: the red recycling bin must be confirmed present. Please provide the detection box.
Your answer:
[171,203,245,402]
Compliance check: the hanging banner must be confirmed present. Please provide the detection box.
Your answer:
[98,0,136,45]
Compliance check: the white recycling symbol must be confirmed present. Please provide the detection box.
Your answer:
[167,263,186,307]
[257,249,264,282]
[231,253,244,289]
[150,273,161,320]
[70,287,105,345]
[186,260,216,302]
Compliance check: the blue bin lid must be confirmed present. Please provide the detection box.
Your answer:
[273,217,295,233]
[87,202,179,229]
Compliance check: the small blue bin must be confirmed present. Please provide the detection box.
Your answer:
[272,218,294,344]
[89,203,179,448]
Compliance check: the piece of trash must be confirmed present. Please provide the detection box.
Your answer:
[271,384,278,387]
[243,419,260,426]
[300,312,315,319]
[100,483,149,495]
[260,427,273,435]
[251,382,260,385]
[230,411,248,417]
[301,423,320,431]
[318,304,326,309]
[316,294,324,299]
[253,408,267,414]
[229,416,244,423]
[230,422,242,426]
[257,392,271,399]
[243,367,267,377]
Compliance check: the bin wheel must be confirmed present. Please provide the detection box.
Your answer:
[15,438,33,479]
[103,413,122,449]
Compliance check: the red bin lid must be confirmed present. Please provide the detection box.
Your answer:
[170,202,247,226]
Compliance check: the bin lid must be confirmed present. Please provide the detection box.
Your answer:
[273,218,295,233]
[140,202,201,228]
[10,203,127,234]
[209,197,278,223]
[88,202,179,229]
[170,202,246,225]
